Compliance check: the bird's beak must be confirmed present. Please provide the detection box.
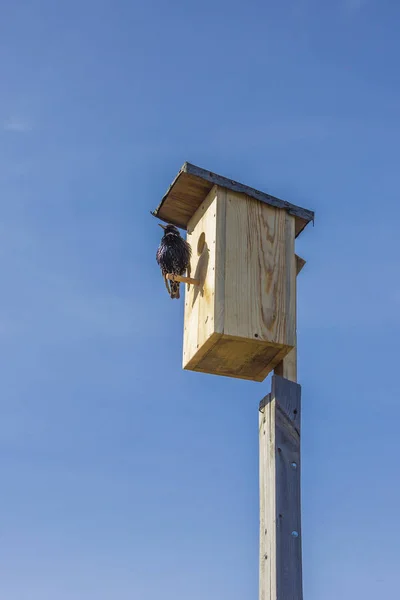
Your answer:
[158,223,166,230]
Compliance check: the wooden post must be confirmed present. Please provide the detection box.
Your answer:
[260,242,304,599]
[259,375,302,600]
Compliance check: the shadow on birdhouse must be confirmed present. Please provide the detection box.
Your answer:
[152,163,314,382]
[191,240,209,306]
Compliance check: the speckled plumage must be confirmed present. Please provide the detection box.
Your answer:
[156,224,191,299]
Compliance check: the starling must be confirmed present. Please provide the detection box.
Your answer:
[156,223,191,299]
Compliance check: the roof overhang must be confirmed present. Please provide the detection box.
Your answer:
[151,162,314,238]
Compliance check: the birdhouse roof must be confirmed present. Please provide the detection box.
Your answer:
[151,162,314,238]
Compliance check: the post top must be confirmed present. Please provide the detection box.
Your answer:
[151,162,314,238]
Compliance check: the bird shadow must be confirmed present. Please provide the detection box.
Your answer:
[189,242,209,308]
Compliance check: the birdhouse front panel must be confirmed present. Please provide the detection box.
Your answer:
[183,185,296,382]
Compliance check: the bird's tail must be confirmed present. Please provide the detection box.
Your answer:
[170,280,180,299]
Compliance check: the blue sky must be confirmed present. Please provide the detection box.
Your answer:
[1,0,399,598]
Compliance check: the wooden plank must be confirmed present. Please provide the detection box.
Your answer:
[183,186,219,369]
[259,392,275,599]
[184,164,314,225]
[275,232,299,383]
[259,375,302,600]
[151,162,314,239]
[193,334,289,381]
[223,192,296,350]
[214,186,227,334]
[275,229,297,382]
[284,213,296,361]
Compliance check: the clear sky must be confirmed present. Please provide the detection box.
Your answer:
[1,1,399,598]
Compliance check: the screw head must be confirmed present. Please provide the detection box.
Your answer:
[291,531,299,538]
[291,462,297,470]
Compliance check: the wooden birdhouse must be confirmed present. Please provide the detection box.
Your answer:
[152,163,314,382]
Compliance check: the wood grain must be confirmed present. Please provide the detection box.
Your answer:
[183,186,219,369]
[183,187,297,382]
[214,186,227,335]
[223,192,296,348]
[152,162,314,238]
[259,375,302,600]
[275,216,297,383]
[193,335,289,381]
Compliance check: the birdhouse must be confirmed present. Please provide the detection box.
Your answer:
[152,163,314,382]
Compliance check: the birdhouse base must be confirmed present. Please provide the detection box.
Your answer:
[183,332,292,382]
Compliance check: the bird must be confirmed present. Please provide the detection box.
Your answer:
[156,223,191,299]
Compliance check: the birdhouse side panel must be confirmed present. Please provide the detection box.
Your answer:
[223,192,296,349]
[183,186,221,368]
